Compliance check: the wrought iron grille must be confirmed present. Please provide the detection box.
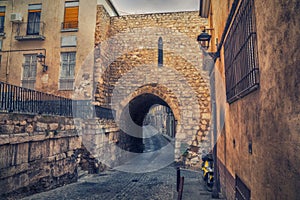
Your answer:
[235,175,251,200]
[224,0,259,103]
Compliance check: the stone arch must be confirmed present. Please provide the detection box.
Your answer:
[91,26,212,159]
[119,83,181,123]
[98,48,211,158]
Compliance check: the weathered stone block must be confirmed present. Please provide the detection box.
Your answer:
[0,125,15,134]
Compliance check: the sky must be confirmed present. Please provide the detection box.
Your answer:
[110,0,200,15]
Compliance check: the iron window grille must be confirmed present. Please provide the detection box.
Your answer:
[224,0,259,103]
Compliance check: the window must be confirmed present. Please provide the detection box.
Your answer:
[224,0,259,103]
[27,4,42,35]
[158,37,163,67]
[62,1,79,30]
[59,52,76,90]
[0,6,5,34]
[22,54,37,89]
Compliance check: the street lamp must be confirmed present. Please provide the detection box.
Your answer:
[197,28,212,50]
[197,27,220,61]
[37,52,48,72]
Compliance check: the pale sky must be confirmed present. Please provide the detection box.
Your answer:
[111,0,199,15]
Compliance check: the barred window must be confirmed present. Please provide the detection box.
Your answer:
[22,54,37,89]
[59,52,76,90]
[224,0,259,103]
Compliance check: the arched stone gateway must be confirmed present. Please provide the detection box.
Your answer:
[74,11,213,170]
[105,49,211,161]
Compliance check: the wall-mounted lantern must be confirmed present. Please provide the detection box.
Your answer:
[197,27,212,50]
[37,52,48,72]
[197,27,220,61]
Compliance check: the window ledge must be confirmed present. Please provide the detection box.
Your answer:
[15,35,45,41]
[0,32,5,37]
[61,28,78,33]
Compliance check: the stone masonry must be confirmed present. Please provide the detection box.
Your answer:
[0,113,80,199]
[91,6,213,164]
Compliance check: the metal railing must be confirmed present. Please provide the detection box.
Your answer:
[0,81,72,116]
[61,21,78,30]
[0,82,115,119]
[235,176,251,200]
[15,21,45,36]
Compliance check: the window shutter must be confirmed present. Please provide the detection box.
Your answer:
[64,6,78,22]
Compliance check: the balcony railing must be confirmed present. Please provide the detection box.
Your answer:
[0,81,115,119]
[61,21,78,31]
[15,22,45,41]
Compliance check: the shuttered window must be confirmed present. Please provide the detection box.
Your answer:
[59,52,76,90]
[22,54,37,89]
[0,6,5,33]
[63,1,79,29]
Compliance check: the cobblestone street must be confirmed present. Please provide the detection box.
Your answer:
[21,164,214,200]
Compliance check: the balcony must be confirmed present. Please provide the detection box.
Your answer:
[61,21,78,32]
[15,22,45,41]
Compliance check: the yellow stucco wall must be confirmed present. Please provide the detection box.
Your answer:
[209,0,300,199]
[0,0,97,98]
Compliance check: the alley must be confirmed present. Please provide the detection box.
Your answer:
[21,165,214,200]
[21,127,214,200]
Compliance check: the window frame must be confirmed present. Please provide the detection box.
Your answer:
[59,51,76,90]
[22,54,37,89]
[0,6,6,34]
[62,1,79,31]
[27,4,42,35]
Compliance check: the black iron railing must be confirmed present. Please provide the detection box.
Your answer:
[235,176,251,200]
[0,82,115,119]
[15,22,45,40]
[61,21,78,30]
[0,81,72,116]
[26,21,44,35]
[224,0,259,103]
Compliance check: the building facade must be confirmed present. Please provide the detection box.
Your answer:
[200,0,300,199]
[0,0,118,98]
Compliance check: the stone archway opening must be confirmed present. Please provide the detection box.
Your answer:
[118,92,177,154]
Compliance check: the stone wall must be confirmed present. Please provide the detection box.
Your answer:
[93,8,213,164]
[0,113,80,199]
[75,117,138,170]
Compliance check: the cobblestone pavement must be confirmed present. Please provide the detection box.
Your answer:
[22,126,216,200]
[21,164,215,200]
